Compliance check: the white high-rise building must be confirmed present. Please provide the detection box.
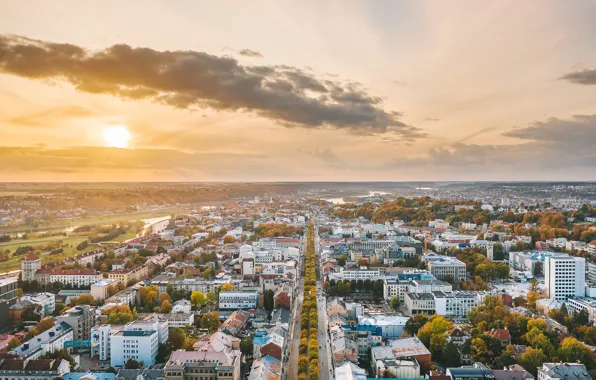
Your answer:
[545,255,585,301]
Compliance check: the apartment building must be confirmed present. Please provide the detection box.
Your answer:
[56,305,96,340]
[108,264,151,286]
[90,278,119,301]
[433,291,479,318]
[35,268,101,287]
[111,329,158,368]
[0,276,18,306]
[0,358,70,379]
[11,322,73,360]
[544,254,585,300]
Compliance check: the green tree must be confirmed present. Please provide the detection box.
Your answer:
[405,313,428,336]
[124,358,143,369]
[519,347,547,376]
[240,337,253,357]
[264,289,275,312]
[168,327,186,350]
[390,296,400,311]
[443,341,461,367]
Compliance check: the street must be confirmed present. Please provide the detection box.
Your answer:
[314,222,334,380]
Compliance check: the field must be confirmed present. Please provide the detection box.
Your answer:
[0,206,187,234]
[0,217,156,273]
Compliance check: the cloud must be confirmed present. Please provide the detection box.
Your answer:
[8,105,94,127]
[383,113,596,171]
[392,80,408,86]
[302,148,347,169]
[0,145,267,176]
[425,117,439,122]
[238,49,263,58]
[559,69,596,85]
[0,34,423,139]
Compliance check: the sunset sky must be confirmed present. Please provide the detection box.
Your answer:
[1,1,596,182]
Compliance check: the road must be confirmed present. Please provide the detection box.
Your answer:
[286,232,308,380]
[314,222,334,380]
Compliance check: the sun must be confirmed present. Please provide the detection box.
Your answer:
[102,125,131,148]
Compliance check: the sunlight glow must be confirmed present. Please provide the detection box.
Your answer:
[102,125,131,148]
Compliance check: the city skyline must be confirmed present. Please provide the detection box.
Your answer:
[1,0,596,181]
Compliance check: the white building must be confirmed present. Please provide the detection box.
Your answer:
[90,278,118,301]
[91,324,121,361]
[21,253,41,282]
[433,291,480,318]
[537,362,591,380]
[109,320,167,367]
[544,254,585,300]
[171,299,192,314]
[11,322,74,360]
[427,257,466,282]
[340,268,381,280]
[20,292,55,316]
[218,291,258,310]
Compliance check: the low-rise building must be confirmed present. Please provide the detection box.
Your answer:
[164,349,241,380]
[537,362,591,380]
[91,279,119,302]
[19,292,55,316]
[0,358,70,379]
[218,291,258,310]
[11,322,74,359]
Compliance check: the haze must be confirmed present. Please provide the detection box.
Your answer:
[1,1,596,181]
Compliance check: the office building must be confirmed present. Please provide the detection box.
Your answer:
[0,276,18,306]
[20,292,55,316]
[111,329,158,368]
[218,291,258,310]
[544,255,585,300]
[427,257,466,282]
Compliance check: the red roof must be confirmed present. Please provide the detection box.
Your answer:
[22,253,39,261]
[487,328,511,342]
[37,268,98,275]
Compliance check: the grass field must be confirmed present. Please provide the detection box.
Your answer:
[0,206,186,234]
[0,219,150,273]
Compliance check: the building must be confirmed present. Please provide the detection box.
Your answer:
[544,254,585,300]
[164,349,241,380]
[356,315,408,339]
[91,324,121,361]
[0,276,18,306]
[20,293,56,316]
[371,337,431,374]
[248,355,281,380]
[137,313,195,329]
[446,363,495,380]
[108,320,168,367]
[335,361,367,380]
[111,329,158,368]
[37,268,101,287]
[433,291,480,318]
[537,362,591,380]
[428,257,467,282]
[218,291,258,310]
[108,265,151,286]
[21,253,41,282]
[0,358,70,379]
[91,279,119,302]
[57,305,96,340]
[405,293,436,315]
[11,322,74,359]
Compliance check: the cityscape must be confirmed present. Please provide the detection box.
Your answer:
[1,1,596,380]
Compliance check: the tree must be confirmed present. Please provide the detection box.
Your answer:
[206,291,218,304]
[519,347,547,376]
[338,255,346,266]
[223,235,236,244]
[558,337,596,366]
[390,296,400,311]
[190,291,207,309]
[7,337,21,350]
[417,315,451,349]
[159,292,171,303]
[37,317,55,333]
[264,289,275,312]
[220,282,234,291]
[202,268,213,280]
[72,293,96,306]
[199,311,221,333]
[357,258,368,266]
[470,337,489,362]
[168,327,186,350]
[240,337,253,357]
[443,341,461,367]
[124,358,143,369]
[160,299,172,313]
[405,313,428,336]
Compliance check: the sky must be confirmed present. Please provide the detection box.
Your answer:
[1,0,596,182]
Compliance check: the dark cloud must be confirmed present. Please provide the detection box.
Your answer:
[8,105,94,127]
[0,35,422,139]
[238,49,263,58]
[559,69,596,85]
[383,113,596,171]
